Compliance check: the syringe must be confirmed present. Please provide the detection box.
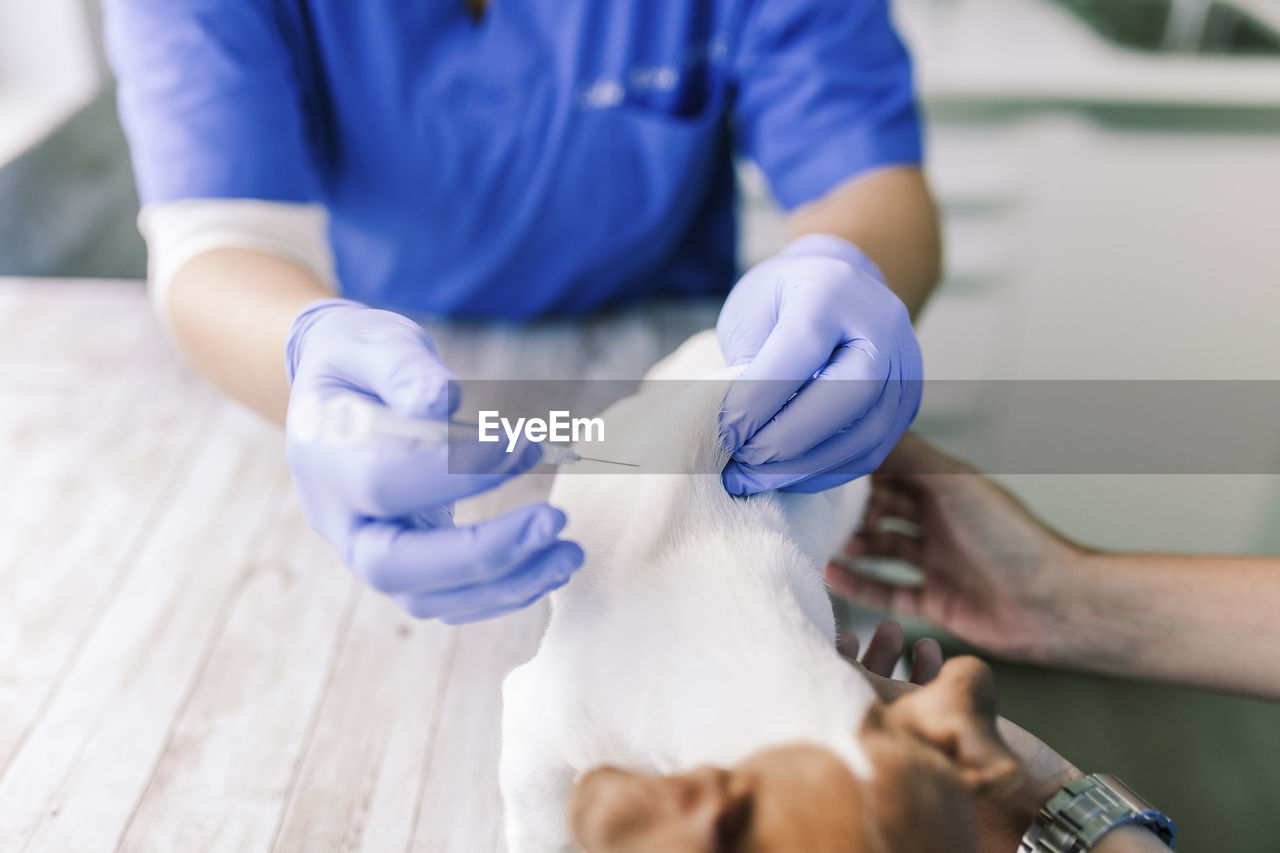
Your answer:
[287,392,638,468]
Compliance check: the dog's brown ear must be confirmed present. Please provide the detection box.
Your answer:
[882,656,1020,793]
[569,765,750,853]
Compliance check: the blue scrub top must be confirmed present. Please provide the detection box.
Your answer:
[104,0,922,319]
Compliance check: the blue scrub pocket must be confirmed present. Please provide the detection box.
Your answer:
[619,63,718,118]
[573,85,725,210]
[553,87,729,302]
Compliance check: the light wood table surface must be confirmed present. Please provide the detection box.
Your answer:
[0,278,719,853]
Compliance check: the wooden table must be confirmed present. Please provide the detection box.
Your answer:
[0,278,719,852]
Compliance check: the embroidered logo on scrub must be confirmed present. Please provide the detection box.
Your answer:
[574,34,729,111]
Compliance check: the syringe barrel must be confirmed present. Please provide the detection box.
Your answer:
[537,442,579,466]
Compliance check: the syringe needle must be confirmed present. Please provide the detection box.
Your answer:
[572,455,639,468]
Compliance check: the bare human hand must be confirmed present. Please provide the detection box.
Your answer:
[836,619,942,701]
[826,434,1087,663]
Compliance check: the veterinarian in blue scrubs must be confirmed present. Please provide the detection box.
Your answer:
[104,0,941,623]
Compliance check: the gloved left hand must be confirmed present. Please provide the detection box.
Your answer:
[716,234,923,495]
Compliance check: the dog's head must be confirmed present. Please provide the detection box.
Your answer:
[569,656,1018,853]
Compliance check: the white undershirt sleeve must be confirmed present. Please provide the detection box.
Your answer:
[138,199,338,332]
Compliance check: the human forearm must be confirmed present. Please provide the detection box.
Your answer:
[974,716,1083,851]
[975,726,1172,853]
[166,249,332,424]
[1092,826,1174,853]
[787,167,941,318]
[1043,550,1280,699]
[833,436,1280,700]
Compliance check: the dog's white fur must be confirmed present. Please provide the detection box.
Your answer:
[500,331,876,852]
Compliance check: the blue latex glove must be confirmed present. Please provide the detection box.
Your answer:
[716,235,924,496]
[284,299,583,624]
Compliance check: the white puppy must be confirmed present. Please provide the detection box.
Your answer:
[500,331,1016,853]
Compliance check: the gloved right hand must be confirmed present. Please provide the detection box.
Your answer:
[284,298,583,624]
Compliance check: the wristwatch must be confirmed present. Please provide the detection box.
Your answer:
[1019,773,1177,852]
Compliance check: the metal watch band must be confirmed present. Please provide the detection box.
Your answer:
[1019,773,1177,853]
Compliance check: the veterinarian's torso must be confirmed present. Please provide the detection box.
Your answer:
[111,0,920,318]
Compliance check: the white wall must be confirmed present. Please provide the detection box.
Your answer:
[0,0,102,163]
[740,0,1280,556]
[908,2,1280,557]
